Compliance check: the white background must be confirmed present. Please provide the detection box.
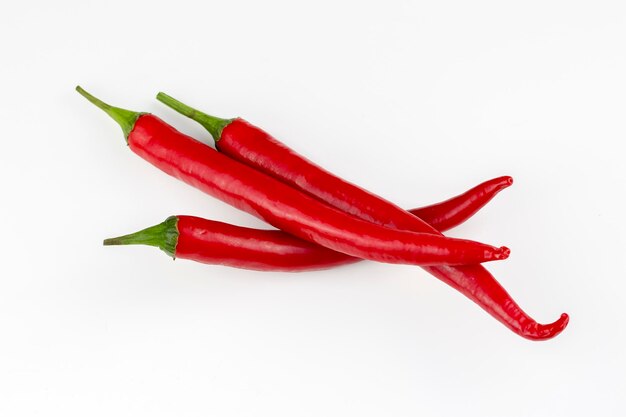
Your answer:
[1,0,624,415]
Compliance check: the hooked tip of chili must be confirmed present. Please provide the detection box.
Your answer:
[526,312,569,341]
[156,91,234,143]
[103,216,179,258]
[76,86,144,142]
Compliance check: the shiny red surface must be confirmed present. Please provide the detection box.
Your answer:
[128,115,506,266]
[410,176,513,231]
[173,177,511,271]
[175,216,355,271]
[217,119,568,340]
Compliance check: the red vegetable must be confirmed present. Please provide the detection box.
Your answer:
[104,216,355,271]
[77,86,507,267]
[103,178,512,271]
[409,176,514,232]
[157,93,568,340]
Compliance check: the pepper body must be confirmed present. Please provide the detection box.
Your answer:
[207,119,567,340]
[106,179,512,272]
[175,216,355,271]
[127,115,507,266]
[410,176,513,231]
[221,119,442,230]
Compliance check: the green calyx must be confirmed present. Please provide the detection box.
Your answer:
[156,92,234,143]
[103,216,180,258]
[76,86,144,142]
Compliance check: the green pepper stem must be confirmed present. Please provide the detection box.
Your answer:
[76,86,143,141]
[103,216,179,258]
[156,92,233,143]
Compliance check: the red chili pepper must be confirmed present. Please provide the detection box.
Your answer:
[77,86,508,267]
[157,93,568,340]
[103,178,512,271]
[409,176,514,232]
[104,215,356,271]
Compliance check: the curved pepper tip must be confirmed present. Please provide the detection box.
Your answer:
[523,313,569,341]
[492,175,513,191]
[492,176,514,193]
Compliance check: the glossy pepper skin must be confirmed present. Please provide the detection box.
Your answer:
[104,179,512,272]
[105,216,356,272]
[77,87,507,267]
[410,176,514,232]
[157,94,568,341]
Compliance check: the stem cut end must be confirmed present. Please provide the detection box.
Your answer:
[103,216,179,258]
[156,92,233,142]
[76,86,143,141]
